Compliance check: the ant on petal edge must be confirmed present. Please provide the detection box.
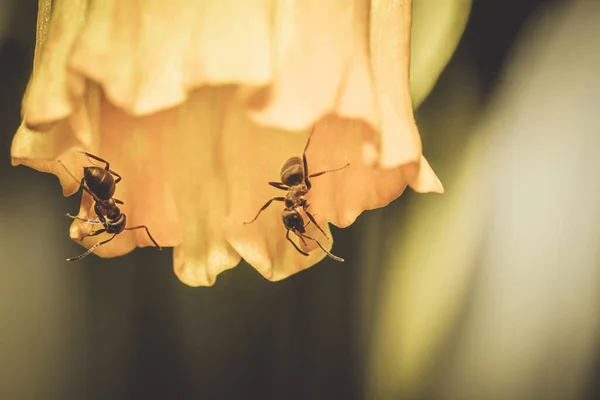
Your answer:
[244,128,349,262]
[59,152,161,261]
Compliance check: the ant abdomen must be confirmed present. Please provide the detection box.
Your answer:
[280,157,304,186]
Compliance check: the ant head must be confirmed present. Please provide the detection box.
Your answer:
[282,209,305,233]
[280,156,305,186]
[106,213,127,235]
[107,207,120,220]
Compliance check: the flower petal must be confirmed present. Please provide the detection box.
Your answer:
[68,0,274,116]
[90,97,183,252]
[222,99,331,281]
[370,0,422,168]
[247,0,378,133]
[12,82,102,197]
[249,0,429,170]
[12,0,446,285]
[12,121,86,196]
[23,0,86,128]
[304,117,442,229]
[14,93,184,259]
[12,0,98,180]
[165,88,242,286]
[405,156,444,194]
[223,108,440,280]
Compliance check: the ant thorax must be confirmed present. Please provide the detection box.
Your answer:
[284,184,308,208]
[96,199,121,220]
[291,183,308,197]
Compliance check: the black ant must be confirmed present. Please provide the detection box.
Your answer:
[58,152,161,261]
[244,128,349,262]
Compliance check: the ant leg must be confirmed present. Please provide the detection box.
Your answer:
[124,225,162,250]
[66,212,107,241]
[66,234,117,262]
[304,210,328,239]
[244,197,285,224]
[81,152,110,168]
[303,126,316,154]
[292,230,308,247]
[303,153,312,190]
[308,163,350,179]
[113,198,124,205]
[57,161,102,202]
[298,233,344,262]
[80,152,122,184]
[66,213,103,225]
[268,182,289,191]
[78,228,107,241]
[93,203,108,225]
[302,126,317,190]
[299,236,308,246]
[110,170,122,184]
[286,230,309,257]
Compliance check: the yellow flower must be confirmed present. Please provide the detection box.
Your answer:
[11,0,446,286]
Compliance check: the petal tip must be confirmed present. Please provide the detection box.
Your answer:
[175,265,217,287]
[173,251,216,287]
[407,156,445,194]
[173,247,241,287]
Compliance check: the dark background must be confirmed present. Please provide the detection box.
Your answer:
[0,1,568,399]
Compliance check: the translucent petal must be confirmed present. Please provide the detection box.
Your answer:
[301,117,442,229]
[222,99,332,281]
[23,0,86,128]
[224,113,440,280]
[68,0,273,115]
[247,0,378,133]
[166,89,241,286]
[11,0,449,285]
[370,0,422,168]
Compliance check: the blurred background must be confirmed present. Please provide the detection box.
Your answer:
[2,0,599,399]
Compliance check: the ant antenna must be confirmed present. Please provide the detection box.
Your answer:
[313,240,344,262]
[300,232,344,262]
[66,242,102,262]
[76,151,98,166]
[57,159,80,184]
[66,234,117,262]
